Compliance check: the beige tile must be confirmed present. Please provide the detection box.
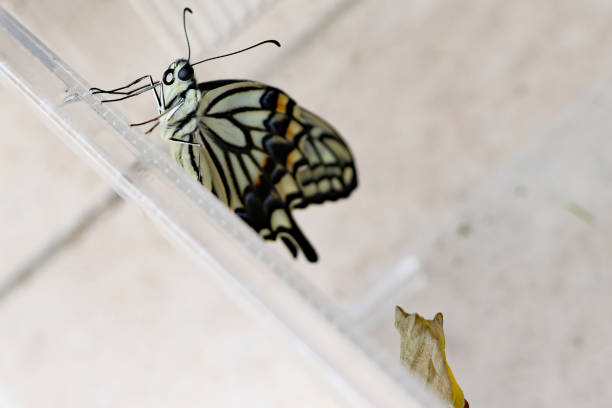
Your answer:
[0,202,344,407]
[371,83,612,407]
[0,77,111,280]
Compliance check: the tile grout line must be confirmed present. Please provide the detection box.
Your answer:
[0,191,121,302]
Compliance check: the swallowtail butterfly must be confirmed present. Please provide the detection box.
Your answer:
[91,8,357,262]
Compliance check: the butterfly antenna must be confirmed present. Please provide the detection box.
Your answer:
[191,39,281,66]
[183,7,193,61]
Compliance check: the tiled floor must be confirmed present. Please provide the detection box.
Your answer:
[0,78,111,283]
[3,0,612,406]
[0,196,346,407]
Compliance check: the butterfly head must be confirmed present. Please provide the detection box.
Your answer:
[161,59,196,109]
[156,8,279,112]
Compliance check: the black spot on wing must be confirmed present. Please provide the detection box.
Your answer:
[265,112,289,135]
[270,165,285,184]
[260,88,278,110]
[242,189,267,231]
[262,195,283,215]
[265,136,294,164]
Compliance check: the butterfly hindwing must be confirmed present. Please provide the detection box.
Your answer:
[196,119,318,262]
[293,106,357,207]
[175,80,357,262]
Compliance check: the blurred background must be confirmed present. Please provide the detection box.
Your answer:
[2,0,612,406]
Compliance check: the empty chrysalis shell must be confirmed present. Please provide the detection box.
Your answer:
[395,306,468,408]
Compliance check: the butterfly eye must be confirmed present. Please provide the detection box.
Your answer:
[163,69,174,85]
[178,64,193,81]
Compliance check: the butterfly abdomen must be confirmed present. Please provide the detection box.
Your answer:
[161,87,201,140]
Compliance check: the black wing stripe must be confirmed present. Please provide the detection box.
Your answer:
[197,126,233,207]
[215,147,243,210]
[206,87,264,115]
[227,152,249,204]
[187,145,201,183]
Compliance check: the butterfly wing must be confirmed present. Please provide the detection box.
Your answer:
[293,106,358,207]
[185,80,357,262]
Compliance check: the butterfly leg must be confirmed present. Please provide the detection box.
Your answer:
[90,74,150,94]
[168,137,199,146]
[144,122,160,134]
[147,74,162,112]
[90,75,161,103]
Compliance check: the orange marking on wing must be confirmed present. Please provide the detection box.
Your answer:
[285,120,302,142]
[276,93,289,114]
[255,175,262,186]
[285,149,301,170]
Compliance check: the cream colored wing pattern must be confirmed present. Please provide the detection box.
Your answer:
[180,79,357,262]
